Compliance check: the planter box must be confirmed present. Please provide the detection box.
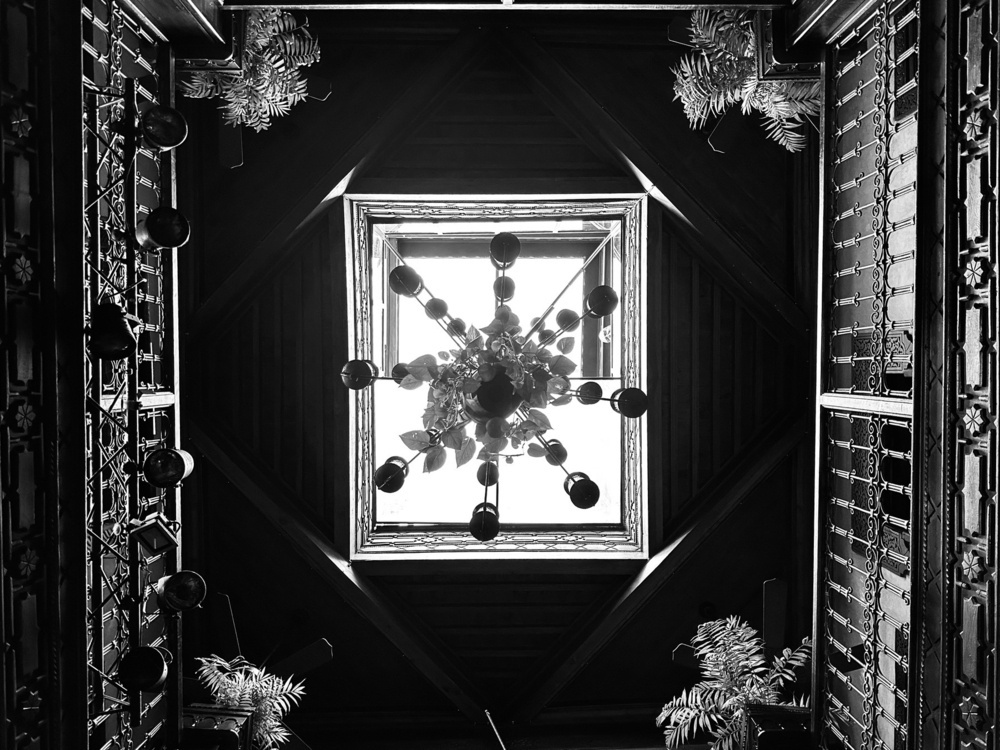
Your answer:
[742,704,811,749]
[181,702,255,750]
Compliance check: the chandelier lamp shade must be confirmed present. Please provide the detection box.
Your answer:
[341,231,647,541]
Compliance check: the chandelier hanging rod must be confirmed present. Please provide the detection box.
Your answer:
[524,223,621,339]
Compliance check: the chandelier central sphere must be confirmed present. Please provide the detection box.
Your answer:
[341,231,647,541]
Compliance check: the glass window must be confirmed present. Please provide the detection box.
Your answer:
[345,198,647,559]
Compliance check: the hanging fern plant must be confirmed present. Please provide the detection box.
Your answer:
[196,654,306,749]
[181,9,320,132]
[655,616,811,750]
[671,10,821,152]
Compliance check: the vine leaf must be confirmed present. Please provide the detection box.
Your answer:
[400,430,433,451]
[423,445,446,473]
[456,438,476,467]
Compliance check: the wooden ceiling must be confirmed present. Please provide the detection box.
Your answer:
[177,10,816,748]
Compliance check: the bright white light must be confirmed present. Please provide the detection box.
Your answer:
[371,243,624,526]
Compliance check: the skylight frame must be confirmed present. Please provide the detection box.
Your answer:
[344,195,648,560]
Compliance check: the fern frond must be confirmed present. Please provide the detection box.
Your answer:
[178,8,321,131]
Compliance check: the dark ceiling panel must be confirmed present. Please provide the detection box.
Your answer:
[542,40,801,293]
[551,455,809,711]
[352,37,639,194]
[372,572,630,710]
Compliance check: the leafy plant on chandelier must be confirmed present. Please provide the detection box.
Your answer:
[671,9,821,152]
[341,232,647,540]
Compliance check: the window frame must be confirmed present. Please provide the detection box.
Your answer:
[344,195,648,560]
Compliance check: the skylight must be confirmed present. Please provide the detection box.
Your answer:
[344,196,648,559]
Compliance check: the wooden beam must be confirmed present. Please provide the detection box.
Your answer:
[500,29,809,344]
[187,420,486,721]
[187,30,490,341]
[506,411,811,721]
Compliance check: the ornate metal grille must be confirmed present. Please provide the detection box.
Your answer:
[827,0,918,399]
[82,0,181,747]
[820,411,912,750]
[2,0,53,747]
[818,1,918,748]
[942,0,998,746]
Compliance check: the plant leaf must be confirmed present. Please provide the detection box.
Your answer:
[440,426,466,450]
[456,437,476,467]
[547,355,577,376]
[423,445,446,473]
[556,337,575,354]
[399,374,423,390]
[527,409,552,430]
[527,443,548,457]
[400,430,433,451]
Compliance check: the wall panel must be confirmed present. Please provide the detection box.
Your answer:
[660,220,795,528]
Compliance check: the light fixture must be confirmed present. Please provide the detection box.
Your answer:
[117,646,173,692]
[140,447,195,488]
[129,512,179,555]
[154,570,207,611]
[342,231,647,540]
[88,302,140,360]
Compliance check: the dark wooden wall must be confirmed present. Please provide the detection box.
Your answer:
[178,12,815,745]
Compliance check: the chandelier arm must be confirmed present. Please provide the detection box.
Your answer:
[536,434,572,478]
[524,225,620,339]
[410,291,469,350]
[537,311,587,347]
[495,263,507,315]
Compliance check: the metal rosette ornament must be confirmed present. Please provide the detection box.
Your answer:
[341,231,647,539]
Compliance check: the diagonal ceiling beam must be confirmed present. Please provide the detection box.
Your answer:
[187,29,490,341]
[187,420,487,722]
[500,29,809,344]
[506,411,810,721]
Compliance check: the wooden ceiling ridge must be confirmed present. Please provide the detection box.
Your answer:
[187,419,489,721]
[186,28,491,341]
[505,409,811,722]
[498,28,809,345]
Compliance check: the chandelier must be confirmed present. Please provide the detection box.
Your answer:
[341,231,647,542]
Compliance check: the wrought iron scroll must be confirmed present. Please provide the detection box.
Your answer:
[346,197,648,559]
[82,0,182,748]
[818,1,919,748]
[819,411,912,750]
[826,0,918,400]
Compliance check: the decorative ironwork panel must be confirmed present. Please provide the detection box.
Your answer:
[82,0,182,748]
[827,0,918,399]
[946,0,998,746]
[2,0,53,747]
[818,2,920,748]
[819,410,912,750]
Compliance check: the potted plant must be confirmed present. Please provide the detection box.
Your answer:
[195,654,306,749]
[656,616,811,749]
[180,9,321,131]
[671,9,821,152]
